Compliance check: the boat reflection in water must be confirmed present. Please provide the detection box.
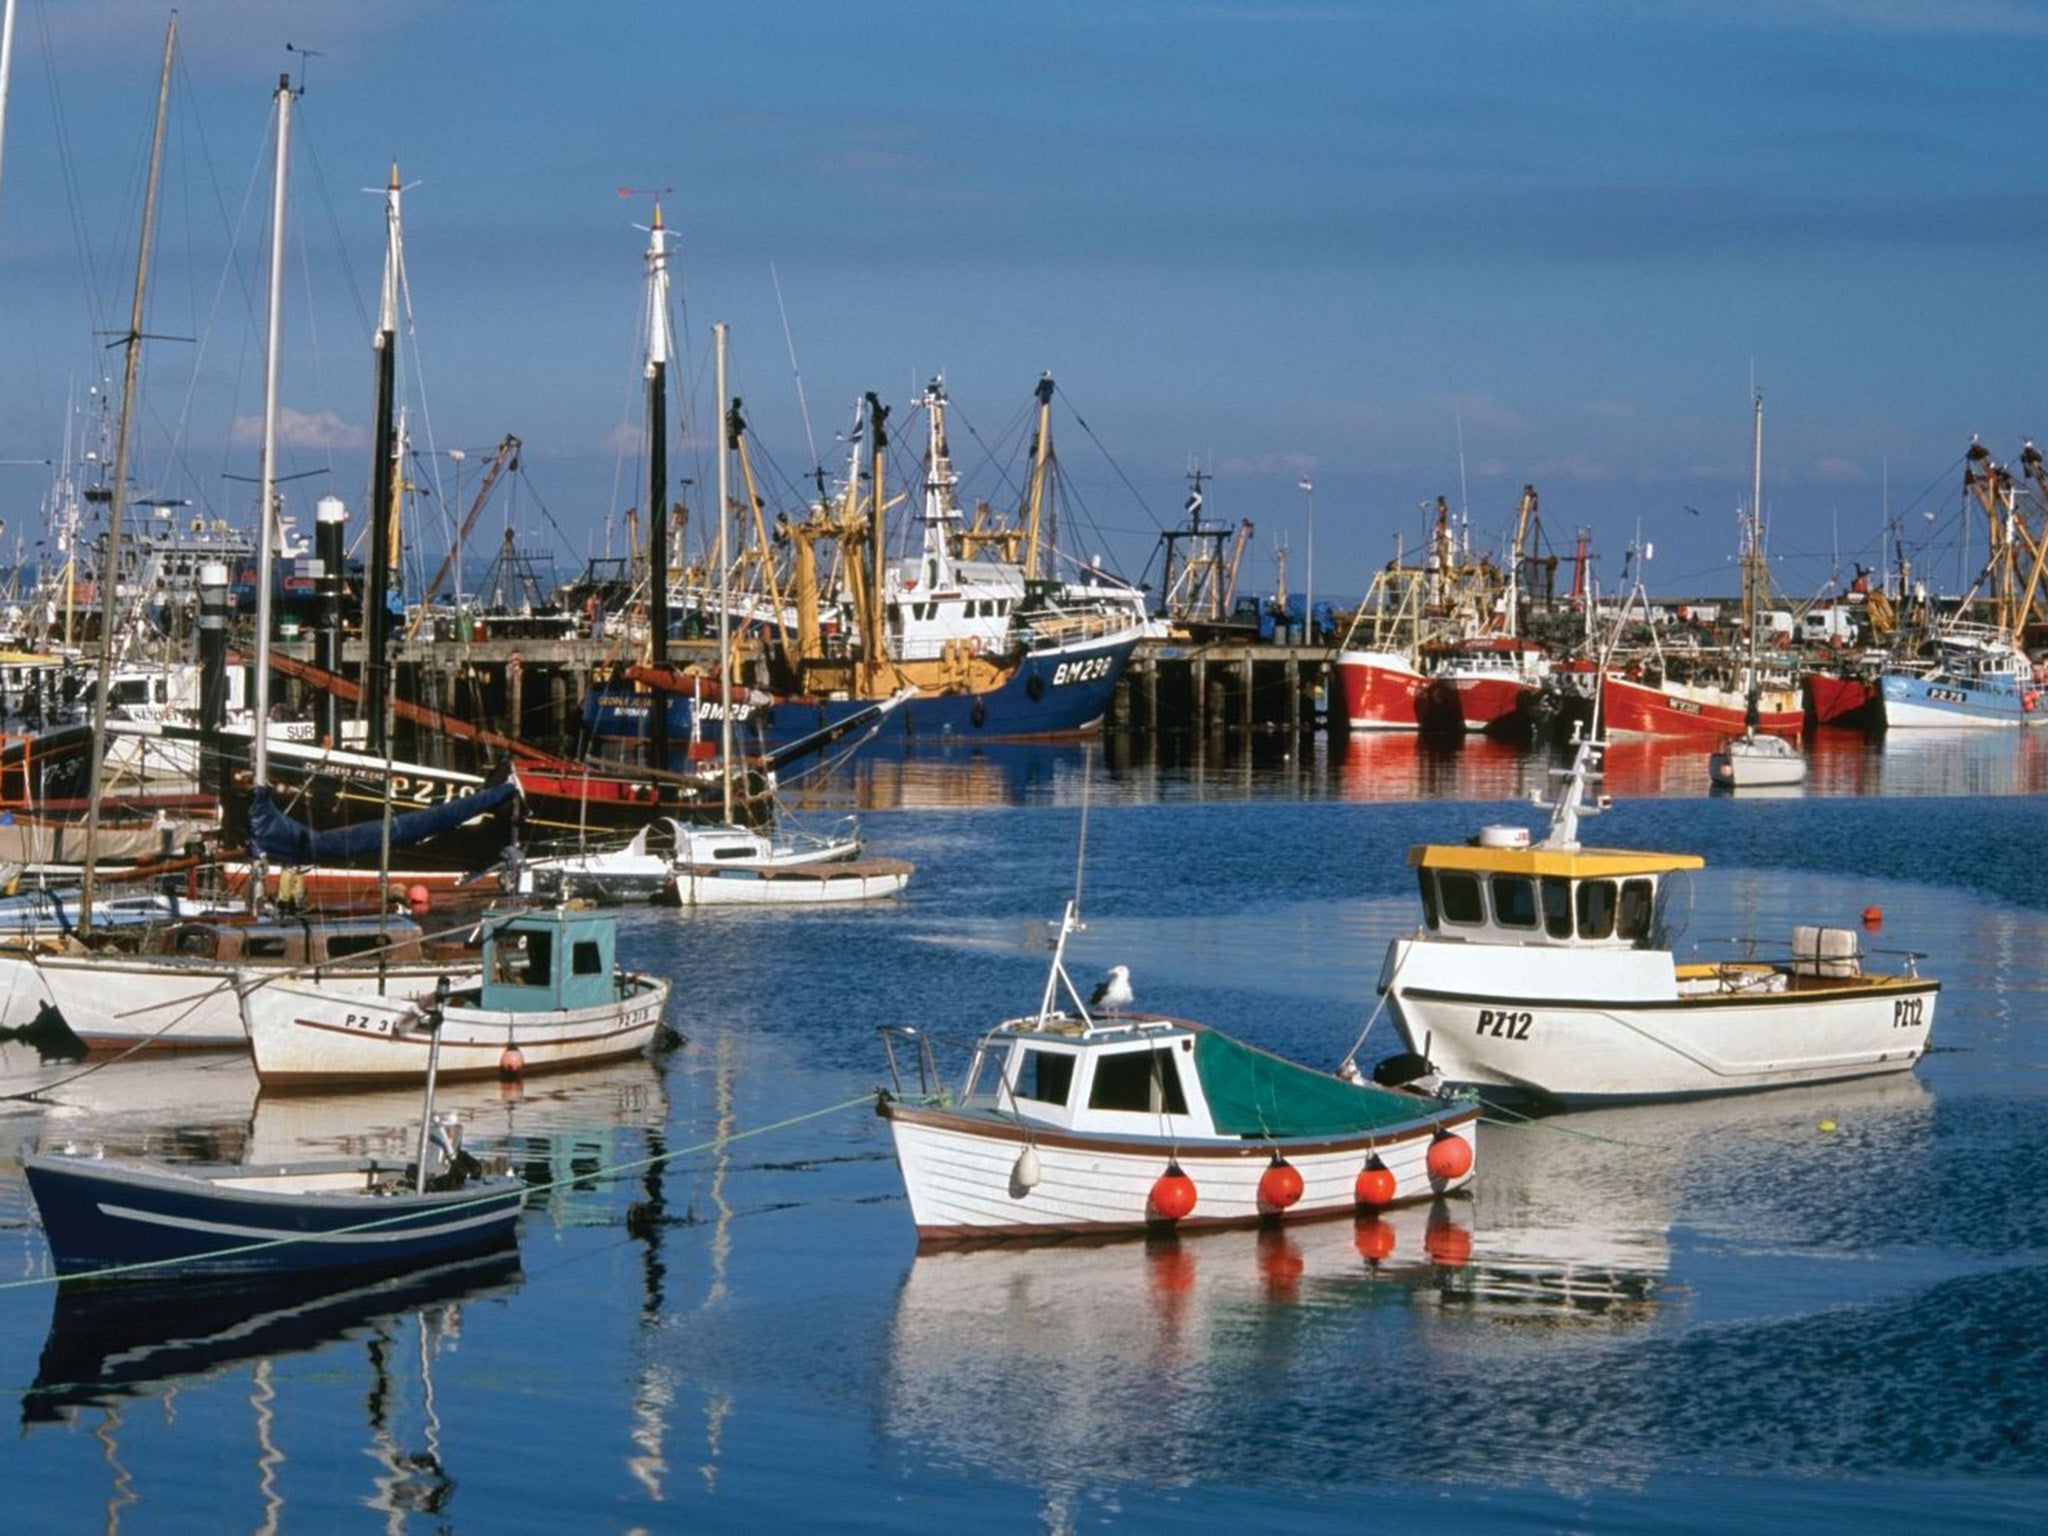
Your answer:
[24,1249,522,1429]
[4,1045,257,1162]
[1331,732,1547,804]
[249,1056,672,1227]
[883,1072,1933,1498]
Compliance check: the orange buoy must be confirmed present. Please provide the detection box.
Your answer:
[1424,1214,1473,1267]
[1861,905,1883,929]
[1148,1160,1197,1222]
[1354,1216,1396,1264]
[1258,1152,1305,1212]
[498,1045,526,1079]
[1426,1129,1474,1182]
[1355,1153,1397,1208]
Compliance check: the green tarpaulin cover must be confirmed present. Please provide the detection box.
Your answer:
[1193,1029,1430,1138]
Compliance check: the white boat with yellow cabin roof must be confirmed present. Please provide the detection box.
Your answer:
[1378,737,1937,1104]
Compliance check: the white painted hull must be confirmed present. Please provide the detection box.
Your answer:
[1385,938,1935,1103]
[881,1099,1475,1243]
[35,956,471,1051]
[1707,738,1808,788]
[677,858,912,906]
[242,971,670,1086]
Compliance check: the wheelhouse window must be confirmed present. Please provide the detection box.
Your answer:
[1541,877,1574,939]
[1437,871,1485,926]
[572,940,604,976]
[1088,1047,1189,1114]
[1576,879,1617,940]
[1417,868,1440,930]
[1013,1047,1075,1106]
[1617,878,1655,943]
[1490,874,1538,929]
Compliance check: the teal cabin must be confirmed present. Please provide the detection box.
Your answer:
[479,909,621,1013]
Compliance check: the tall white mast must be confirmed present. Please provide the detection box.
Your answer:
[0,0,18,215]
[252,72,293,791]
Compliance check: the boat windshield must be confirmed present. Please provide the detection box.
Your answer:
[1010,1046,1076,1107]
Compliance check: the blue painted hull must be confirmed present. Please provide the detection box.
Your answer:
[1879,672,2042,728]
[584,633,1137,757]
[24,1153,523,1279]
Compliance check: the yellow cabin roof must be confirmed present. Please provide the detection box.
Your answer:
[1409,843,1705,879]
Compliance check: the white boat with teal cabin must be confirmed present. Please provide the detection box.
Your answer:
[240,907,670,1087]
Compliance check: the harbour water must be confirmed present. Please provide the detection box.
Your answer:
[3,733,2046,1530]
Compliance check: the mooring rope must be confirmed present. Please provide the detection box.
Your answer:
[0,1091,874,1292]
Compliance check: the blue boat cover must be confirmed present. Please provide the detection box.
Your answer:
[248,779,518,864]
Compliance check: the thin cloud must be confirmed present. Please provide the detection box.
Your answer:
[229,408,364,451]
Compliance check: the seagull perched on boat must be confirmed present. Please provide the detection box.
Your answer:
[1089,965,1134,1014]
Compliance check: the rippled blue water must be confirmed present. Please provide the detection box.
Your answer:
[3,734,2046,1531]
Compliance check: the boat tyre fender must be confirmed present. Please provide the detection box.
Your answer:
[970,701,987,729]
[1371,1050,1435,1089]
[1026,673,1045,702]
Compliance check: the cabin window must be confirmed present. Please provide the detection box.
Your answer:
[1490,874,1539,929]
[1013,1048,1075,1106]
[327,935,385,960]
[496,932,552,986]
[1437,871,1485,926]
[1576,879,1617,940]
[244,936,289,960]
[1416,869,1439,930]
[1541,877,1573,939]
[1617,878,1655,943]
[1088,1048,1189,1114]
[174,930,215,957]
[523,932,554,984]
[712,846,751,861]
[572,940,604,976]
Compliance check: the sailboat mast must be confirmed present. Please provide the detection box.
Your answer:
[644,205,672,773]
[252,73,294,793]
[362,164,402,754]
[0,0,17,214]
[79,13,176,936]
[715,322,733,823]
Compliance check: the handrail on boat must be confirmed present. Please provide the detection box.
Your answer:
[877,1024,945,1100]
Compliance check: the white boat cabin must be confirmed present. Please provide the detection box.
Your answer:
[966,1017,1216,1139]
[956,1012,1437,1143]
[1408,827,1704,951]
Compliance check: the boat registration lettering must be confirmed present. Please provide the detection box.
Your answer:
[1893,996,1926,1029]
[384,774,447,806]
[1475,1007,1532,1039]
[1051,656,1113,687]
[1925,686,1966,705]
[1669,699,1702,716]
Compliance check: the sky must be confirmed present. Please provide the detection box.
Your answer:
[3,0,2047,612]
